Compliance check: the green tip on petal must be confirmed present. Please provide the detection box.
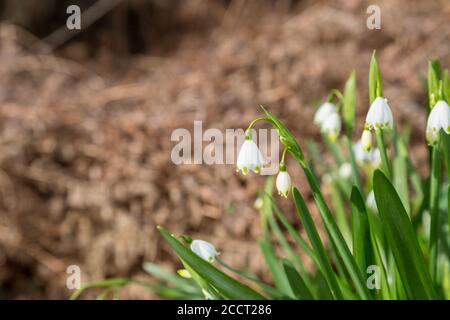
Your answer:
[328,132,337,142]
[254,166,260,173]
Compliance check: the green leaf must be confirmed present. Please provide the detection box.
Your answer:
[443,69,450,102]
[265,194,315,291]
[259,237,294,298]
[292,187,343,299]
[373,170,436,299]
[70,278,131,300]
[343,70,356,137]
[282,259,314,300]
[158,226,265,300]
[261,105,305,164]
[215,258,281,299]
[142,262,199,293]
[269,197,318,265]
[299,169,371,300]
[350,186,372,273]
[393,138,411,214]
[428,60,441,108]
[369,51,382,103]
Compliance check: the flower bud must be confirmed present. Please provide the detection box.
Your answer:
[361,130,372,152]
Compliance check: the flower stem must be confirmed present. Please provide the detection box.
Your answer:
[346,136,363,191]
[429,145,441,284]
[375,129,391,179]
[245,117,269,134]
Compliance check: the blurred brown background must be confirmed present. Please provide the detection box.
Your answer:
[0,0,449,299]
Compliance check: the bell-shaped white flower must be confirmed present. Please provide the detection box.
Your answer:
[366,190,377,212]
[236,135,265,174]
[321,112,341,141]
[314,102,337,126]
[276,165,291,198]
[190,240,219,263]
[361,129,373,152]
[339,163,352,179]
[426,100,450,146]
[365,97,394,130]
[353,140,381,167]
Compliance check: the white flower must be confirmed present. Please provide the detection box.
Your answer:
[426,100,450,146]
[321,112,341,141]
[339,163,352,179]
[253,197,264,210]
[276,169,292,198]
[361,129,373,152]
[353,140,381,166]
[366,190,377,211]
[365,97,394,130]
[190,240,219,263]
[236,136,265,174]
[314,102,337,126]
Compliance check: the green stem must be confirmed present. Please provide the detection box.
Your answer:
[246,117,269,134]
[375,129,391,179]
[346,136,363,191]
[429,145,441,283]
[322,133,345,165]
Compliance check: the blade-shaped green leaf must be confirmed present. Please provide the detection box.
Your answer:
[282,259,314,300]
[292,187,343,299]
[428,60,441,108]
[393,138,411,214]
[259,237,294,299]
[369,51,382,103]
[343,70,356,137]
[142,262,198,293]
[158,226,265,300]
[372,170,436,299]
[299,169,371,300]
[350,186,372,274]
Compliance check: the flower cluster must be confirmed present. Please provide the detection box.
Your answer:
[314,102,341,142]
[360,97,394,151]
[236,129,292,198]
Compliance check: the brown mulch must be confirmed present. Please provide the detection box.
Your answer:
[0,0,449,298]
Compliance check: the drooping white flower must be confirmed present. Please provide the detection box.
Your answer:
[365,97,394,130]
[236,136,265,175]
[361,129,373,152]
[314,102,337,126]
[353,140,381,167]
[276,167,292,198]
[190,240,219,263]
[253,197,264,210]
[366,190,377,211]
[426,100,450,146]
[339,163,352,179]
[321,112,341,141]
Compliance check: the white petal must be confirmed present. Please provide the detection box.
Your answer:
[339,163,352,179]
[366,190,377,211]
[237,139,265,173]
[383,100,394,128]
[366,97,393,130]
[436,101,450,133]
[321,112,341,141]
[314,102,336,125]
[191,240,218,262]
[276,171,291,197]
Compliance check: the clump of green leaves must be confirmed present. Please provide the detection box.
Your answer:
[74,53,449,300]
